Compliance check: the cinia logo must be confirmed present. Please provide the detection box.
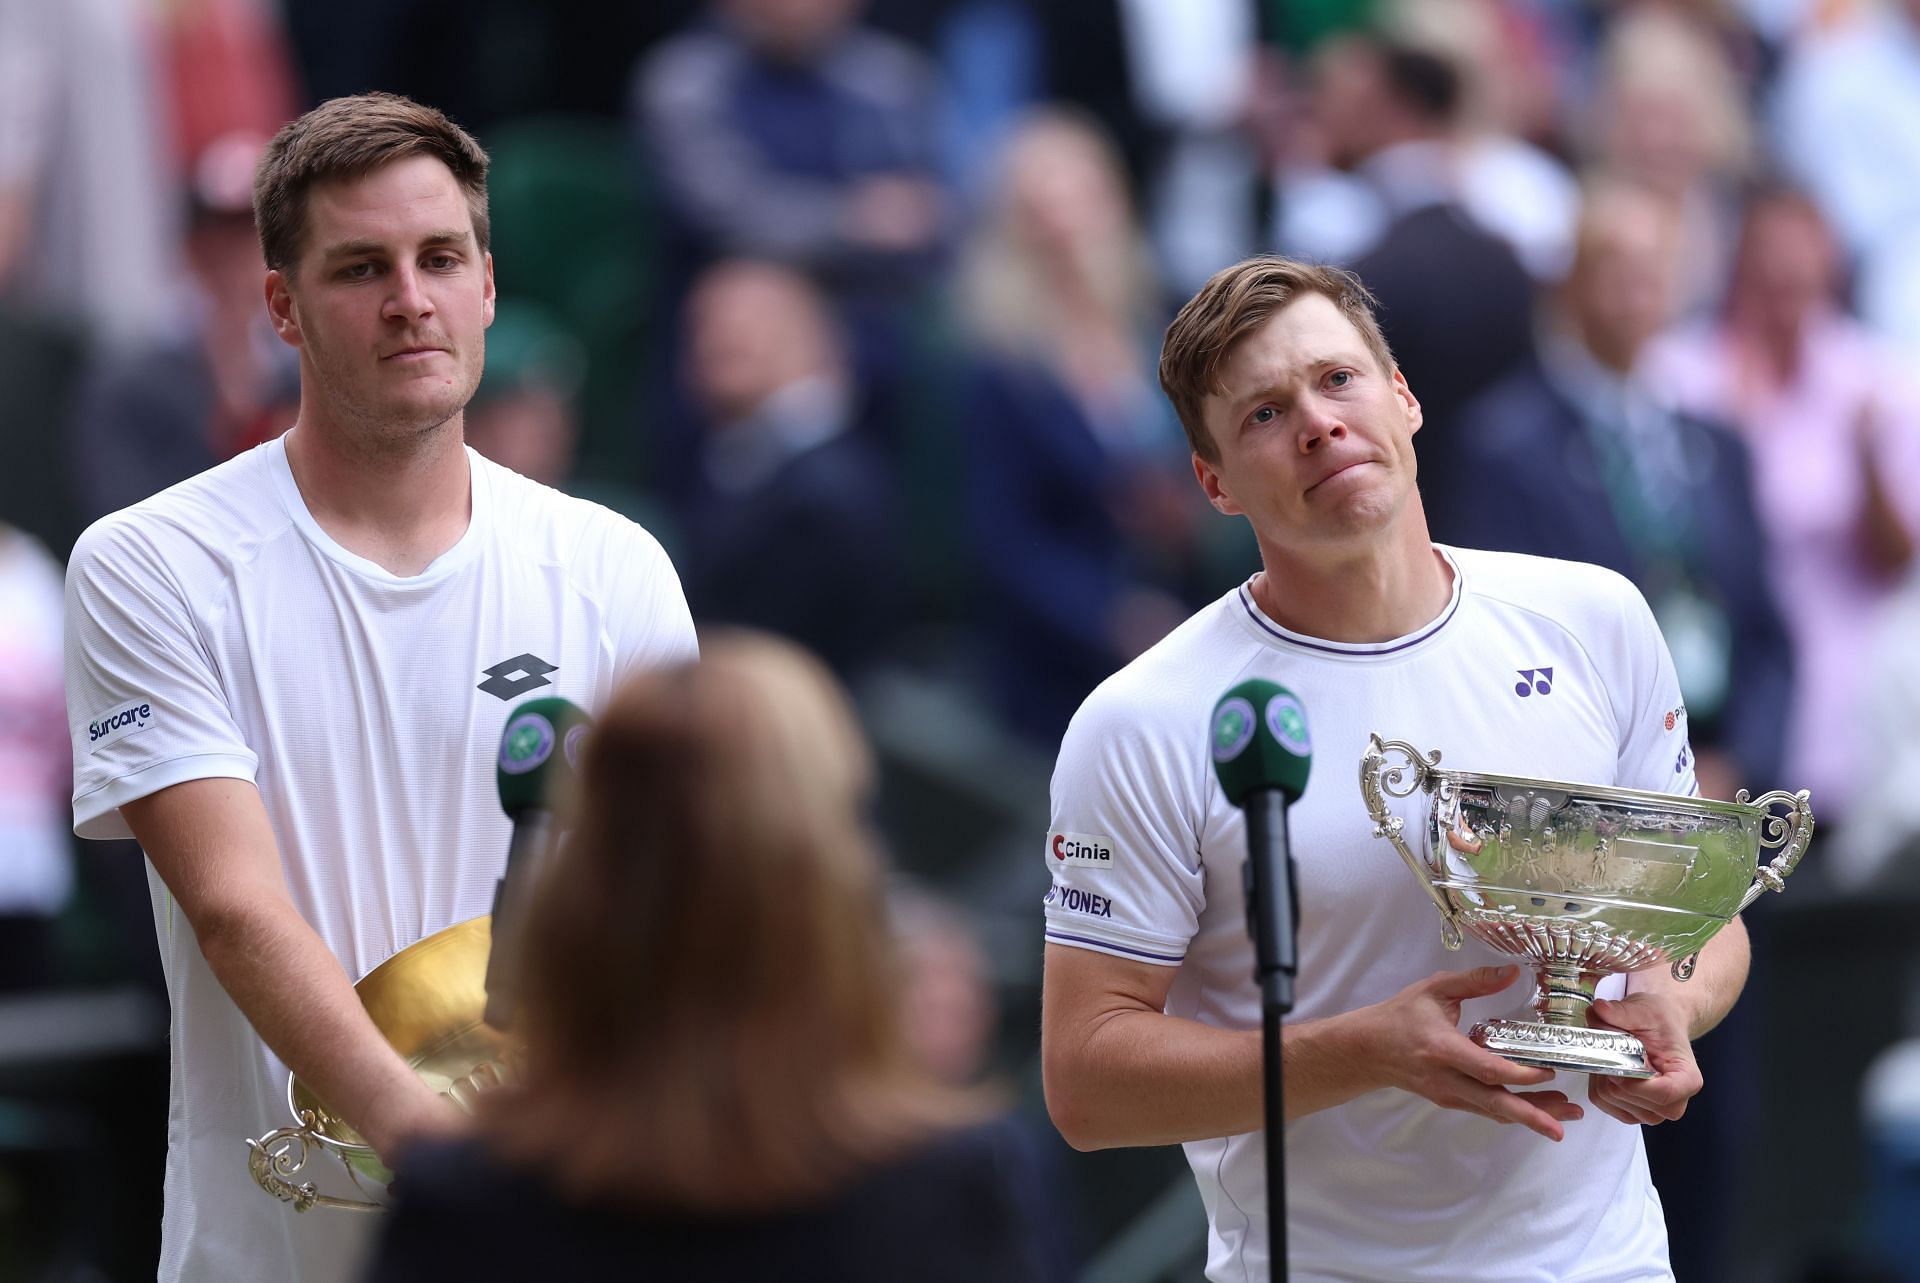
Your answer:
[1051,832,1115,866]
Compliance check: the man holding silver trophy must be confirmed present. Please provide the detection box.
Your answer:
[1040,255,1808,1282]
[61,95,695,1283]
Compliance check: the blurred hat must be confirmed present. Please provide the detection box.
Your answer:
[189,130,270,222]
[473,301,588,407]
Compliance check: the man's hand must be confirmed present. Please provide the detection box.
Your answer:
[1363,964,1585,1141]
[1585,992,1703,1126]
[358,1075,468,1161]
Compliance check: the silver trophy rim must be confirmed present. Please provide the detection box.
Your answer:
[1420,766,1765,819]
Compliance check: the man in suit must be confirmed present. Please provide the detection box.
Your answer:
[1454,181,1791,802]
[1453,183,1792,1282]
[1303,38,1538,542]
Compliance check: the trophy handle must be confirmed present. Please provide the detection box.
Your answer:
[245,1111,385,1213]
[1361,734,1464,950]
[1730,788,1815,917]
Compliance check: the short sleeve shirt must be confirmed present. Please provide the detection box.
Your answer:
[64,438,697,1283]
[1045,547,1694,1283]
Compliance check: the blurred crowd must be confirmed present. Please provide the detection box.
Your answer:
[8,0,1920,1279]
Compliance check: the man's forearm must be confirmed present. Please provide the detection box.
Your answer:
[198,899,446,1154]
[1045,1006,1383,1150]
[1625,915,1750,1038]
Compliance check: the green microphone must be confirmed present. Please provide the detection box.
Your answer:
[1210,679,1312,805]
[1210,678,1310,1007]
[486,696,592,1030]
[495,696,592,818]
[1211,678,1311,1270]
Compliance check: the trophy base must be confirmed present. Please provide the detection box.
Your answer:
[1469,1018,1655,1079]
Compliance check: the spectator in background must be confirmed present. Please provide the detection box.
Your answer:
[890,886,1000,1088]
[463,304,587,491]
[956,109,1199,745]
[1456,181,1791,802]
[1276,34,1535,544]
[365,635,1050,1283]
[1644,189,1920,831]
[158,0,302,175]
[676,260,901,681]
[68,132,299,525]
[1453,185,1792,1282]
[0,523,72,991]
[1271,5,1579,283]
[0,0,180,348]
[1773,0,1920,369]
[1585,6,1754,321]
[632,0,952,311]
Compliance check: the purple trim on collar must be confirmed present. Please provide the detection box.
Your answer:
[1236,555,1463,657]
[1045,930,1185,964]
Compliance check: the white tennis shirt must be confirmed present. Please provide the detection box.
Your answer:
[1046,547,1696,1283]
[64,436,697,1283]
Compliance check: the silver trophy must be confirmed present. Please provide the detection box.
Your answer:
[1360,735,1813,1077]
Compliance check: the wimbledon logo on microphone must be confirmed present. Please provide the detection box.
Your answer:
[499,711,557,775]
[1266,691,1311,757]
[1211,697,1257,763]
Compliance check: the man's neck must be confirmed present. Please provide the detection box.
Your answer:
[1250,515,1452,644]
[283,413,472,577]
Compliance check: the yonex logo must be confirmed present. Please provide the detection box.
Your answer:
[479,653,557,701]
[1054,886,1113,918]
[1514,667,1554,697]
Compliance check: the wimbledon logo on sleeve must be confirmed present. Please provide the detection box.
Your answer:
[87,700,156,749]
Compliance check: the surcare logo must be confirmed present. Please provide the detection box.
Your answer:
[499,711,556,775]
[87,700,155,750]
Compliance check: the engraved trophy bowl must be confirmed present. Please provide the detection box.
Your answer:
[244,915,522,1212]
[1360,735,1813,1078]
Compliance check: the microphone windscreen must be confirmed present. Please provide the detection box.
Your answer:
[1210,679,1312,805]
[495,696,592,817]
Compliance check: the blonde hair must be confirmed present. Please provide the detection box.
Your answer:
[1159,256,1397,463]
[483,633,978,1211]
[957,107,1160,353]
[1594,9,1753,184]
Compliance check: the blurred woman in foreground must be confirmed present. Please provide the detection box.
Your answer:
[364,635,1047,1282]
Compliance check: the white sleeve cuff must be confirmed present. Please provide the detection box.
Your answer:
[73,752,259,840]
[1043,913,1188,967]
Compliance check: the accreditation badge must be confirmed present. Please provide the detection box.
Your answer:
[1652,582,1732,723]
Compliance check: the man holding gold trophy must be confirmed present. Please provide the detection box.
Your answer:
[61,95,695,1282]
[1040,256,1809,1281]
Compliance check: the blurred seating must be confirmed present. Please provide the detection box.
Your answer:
[0,308,88,560]
[484,116,659,490]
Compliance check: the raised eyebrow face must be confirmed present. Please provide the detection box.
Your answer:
[1228,349,1369,417]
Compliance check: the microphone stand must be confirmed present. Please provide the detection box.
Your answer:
[1241,790,1299,1282]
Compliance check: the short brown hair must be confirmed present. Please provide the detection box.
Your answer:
[1159,256,1396,462]
[252,92,490,275]
[482,634,980,1213]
